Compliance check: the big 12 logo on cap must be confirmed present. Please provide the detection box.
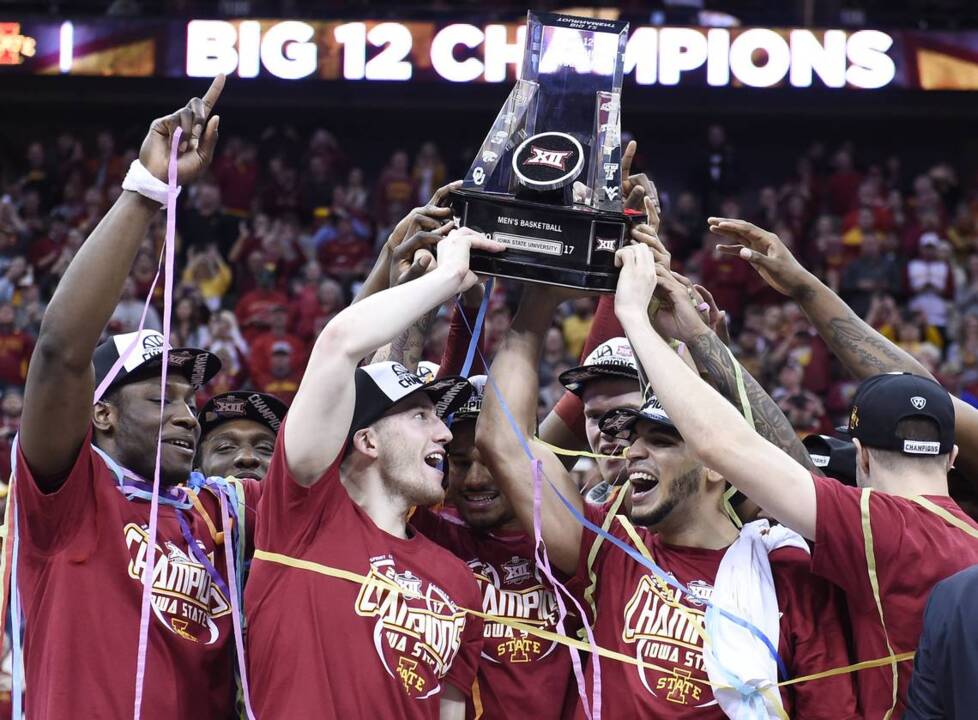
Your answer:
[512,132,584,192]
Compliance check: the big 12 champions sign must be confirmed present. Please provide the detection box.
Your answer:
[12,17,978,91]
[185,20,897,89]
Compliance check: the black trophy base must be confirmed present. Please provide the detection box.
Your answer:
[449,189,642,293]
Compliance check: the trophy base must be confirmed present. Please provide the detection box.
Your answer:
[449,189,640,293]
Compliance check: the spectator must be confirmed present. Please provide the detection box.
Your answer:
[182,243,232,311]
[179,181,238,259]
[300,155,335,221]
[334,167,369,217]
[109,277,162,334]
[826,149,863,215]
[561,298,595,359]
[170,293,210,349]
[945,313,978,388]
[374,150,416,231]
[771,362,828,436]
[252,342,301,405]
[412,141,447,204]
[540,326,575,385]
[0,303,33,387]
[235,265,289,342]
[212,136,259,215]
[296,276,344,341]
[695,124,737,214]
[840,232,901,318]
[248,305,306,382]
[86,130,124,190]
[907,232,955,340]
[318,215,373,281]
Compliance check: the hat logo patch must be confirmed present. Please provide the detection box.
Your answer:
[911,396,927,410]
[141,333,164,361]
[214,397,247,415]
[392,363,422,390]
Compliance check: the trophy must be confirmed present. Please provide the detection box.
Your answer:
[450,12,641,292]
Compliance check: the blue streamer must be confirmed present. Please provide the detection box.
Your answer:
[456,301,790,681]
[459,278,493,379]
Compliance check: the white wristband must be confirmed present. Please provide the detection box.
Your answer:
[121,159,182,208]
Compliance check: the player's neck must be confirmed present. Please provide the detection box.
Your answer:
[341,472,411,539]
[867,469,949,498]
[655,503,739,550]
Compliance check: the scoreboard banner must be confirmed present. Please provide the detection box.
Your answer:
[3,17,978,91]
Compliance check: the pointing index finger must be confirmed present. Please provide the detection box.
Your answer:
[200,74,226,114]
[621,140,637,179]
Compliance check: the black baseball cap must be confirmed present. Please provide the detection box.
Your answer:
[93,330,221,395]
[598,394,679,441]
[803,434,857,486]
[453,374,486,421]
[198,391,288,440]
[559,337,639,395]
[349,361,473,440]
[846,373,955,456]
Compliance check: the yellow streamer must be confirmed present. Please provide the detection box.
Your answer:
[577,479,630,641]
[861,489,899,720]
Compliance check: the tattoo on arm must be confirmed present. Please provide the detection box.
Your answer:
[822,313,930,379]
[689,330,817,472]
[794,279,932,381]
[371,309,436,370]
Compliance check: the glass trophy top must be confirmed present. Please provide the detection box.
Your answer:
[463,12,629,213]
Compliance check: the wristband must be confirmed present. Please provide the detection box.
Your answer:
[121,159,181,207]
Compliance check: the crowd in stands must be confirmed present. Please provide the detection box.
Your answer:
[2,121,977,461]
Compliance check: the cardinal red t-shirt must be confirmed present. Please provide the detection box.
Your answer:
[14,429,261,720]
[569,504,858,719]
[246,429,484,719]
[811,475,978,719]
[411,508,575,720]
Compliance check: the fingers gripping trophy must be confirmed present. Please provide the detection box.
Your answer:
[450,12,644,291]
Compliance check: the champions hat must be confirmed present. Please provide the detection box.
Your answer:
[846,373,954,456]
[416,361,440,383]
[349,361,473,439]
[198,391,288,440]
[803,434,857,486]
[598,394,678,440]
[559,337,639,395]
[93,330,221,395]
[454,375,487,421]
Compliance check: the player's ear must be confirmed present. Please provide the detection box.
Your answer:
[92,400,117,434]
[853,438,871,477]
[352,427,380,459]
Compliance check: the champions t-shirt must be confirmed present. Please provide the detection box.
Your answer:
[245,427,484,719]
[14,428,260,720]
[411,507,575,720]
[811,474,978,719]
[569,503,859,719]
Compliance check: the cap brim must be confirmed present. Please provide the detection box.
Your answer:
[598,406,677,439]
[559,364,639,394]
[419,376,473,419]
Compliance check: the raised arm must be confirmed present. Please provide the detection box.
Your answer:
[649,253,817,472]
[285,228,502,486]
[19,76,224,481]
[708,216,978,480]
[476,284,584,575]
[613,244,817,539]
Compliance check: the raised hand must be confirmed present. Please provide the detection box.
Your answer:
[708,217,813,299]
[389,226,453,287]
[614,243,657,318]
[385,180,462,253]
[435,227,505,291]
[139,74,224,185]
[621,140,660,213]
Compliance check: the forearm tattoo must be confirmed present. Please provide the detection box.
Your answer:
[689,331,816,471]
[822,312,923,378]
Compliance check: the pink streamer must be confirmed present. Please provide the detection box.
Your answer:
[92,249,165,404]
[531,459,603,720]
[219,489,257,719]
[132,128,180,719]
